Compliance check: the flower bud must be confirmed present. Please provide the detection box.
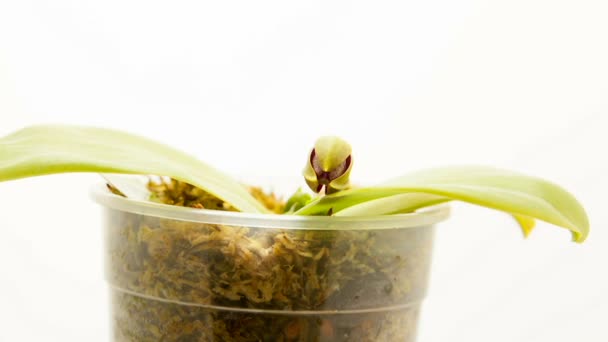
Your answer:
[303,136,353,194]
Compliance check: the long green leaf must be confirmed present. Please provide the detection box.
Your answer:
[334,193,449,216]
[296,166,589,242]
[0,125,268,213]
[334,193,536,238]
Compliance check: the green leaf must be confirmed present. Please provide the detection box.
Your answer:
[283,188,313,213]
[334,193,449,216]
[0,125,269,213]
[296,166,589,242]
[336,194,536,238]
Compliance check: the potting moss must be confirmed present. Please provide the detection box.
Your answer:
[104,179,434,341]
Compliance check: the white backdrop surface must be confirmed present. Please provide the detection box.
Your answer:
[0,1,606,341]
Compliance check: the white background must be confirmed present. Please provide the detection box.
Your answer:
[0,1,606,341]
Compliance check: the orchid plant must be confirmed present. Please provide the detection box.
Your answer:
[0,125,589,242]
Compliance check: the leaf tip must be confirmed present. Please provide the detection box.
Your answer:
[572,230,588,244]
[513,214,535,239]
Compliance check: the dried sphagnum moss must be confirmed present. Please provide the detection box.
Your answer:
[105,179,433,341]
[147,178,285,213]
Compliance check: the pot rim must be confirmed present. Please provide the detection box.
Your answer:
[91,184,449,230]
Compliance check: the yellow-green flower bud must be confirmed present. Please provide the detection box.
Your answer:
[303,136,353,195]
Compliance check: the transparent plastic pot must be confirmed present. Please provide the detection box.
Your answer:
[93,186,449,342]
